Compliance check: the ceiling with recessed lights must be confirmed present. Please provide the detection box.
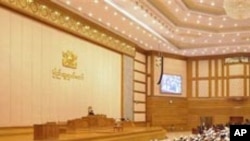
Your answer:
[51,0,250,56]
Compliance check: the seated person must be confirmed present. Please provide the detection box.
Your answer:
[88,106,95,115]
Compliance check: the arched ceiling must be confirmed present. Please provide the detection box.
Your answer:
[51,0,250,56]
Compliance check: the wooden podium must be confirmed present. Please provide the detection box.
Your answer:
[33,122,59,140]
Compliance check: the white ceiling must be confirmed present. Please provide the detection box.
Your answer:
[51,0,250,56]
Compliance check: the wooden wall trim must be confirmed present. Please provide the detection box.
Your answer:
[195,60,199,98]
[221,59,225,97]
[208,60,212,97]
[215,60,218,97]
[244,64,247,96]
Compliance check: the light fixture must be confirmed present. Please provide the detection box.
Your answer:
[223,0,250,20]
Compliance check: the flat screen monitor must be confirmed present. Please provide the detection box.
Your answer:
[160,74,182,94]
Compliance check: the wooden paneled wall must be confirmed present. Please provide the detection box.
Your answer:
[188,98,250,129]
[133,52,147,122]
[147,96,188,131]
[187,58,250,98]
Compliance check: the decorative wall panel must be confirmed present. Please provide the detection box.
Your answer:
[134,62,146,72]
[229,64,244,76]
[134,113,146,122]
[135,52,146,63]
[134,82,146,92]
[134,93,146,102]
[198,60,209,77]
[198,80,209,97]
[229,79,244,96]
[134,103,146,112]
[192,61,196,78]
[134,72,146,82]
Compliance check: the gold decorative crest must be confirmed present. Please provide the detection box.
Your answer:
[62,50,77,69]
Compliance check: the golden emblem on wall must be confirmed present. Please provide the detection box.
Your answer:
[62,50,77,69]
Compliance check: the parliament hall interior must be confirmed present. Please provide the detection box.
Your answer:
[1,0,250,141]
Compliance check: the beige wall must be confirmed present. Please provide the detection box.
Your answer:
[0,7,121,127]
[154,56,187,97]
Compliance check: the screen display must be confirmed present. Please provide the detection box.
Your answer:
[160,74,182,94]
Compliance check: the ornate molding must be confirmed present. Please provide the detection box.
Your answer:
[0,0,136,56]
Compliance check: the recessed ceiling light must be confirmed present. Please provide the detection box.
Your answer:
[187,13,191,17]
[199,0,204,3]
[223,17,227,21]
[105,6,109,10]
[196,20,200,24]
[94,0,99,4]
[232,39,236,42]
[78,7,82,11]
[88,13,93,17]
[167,0,172,4]
[184,18,187,22]
[236,33,240,36]
[66,0,70,5]
[98,18,102,22]
[175,8,179,12]
[219,25,224,28]
[208,22,212,26]
[106,22,111,26]
[234,23,238,27]
[198,15,202,19]
[221,33,225,37]
[211,2,215,6]
[122,17,126,21]
[209,17,213,21]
